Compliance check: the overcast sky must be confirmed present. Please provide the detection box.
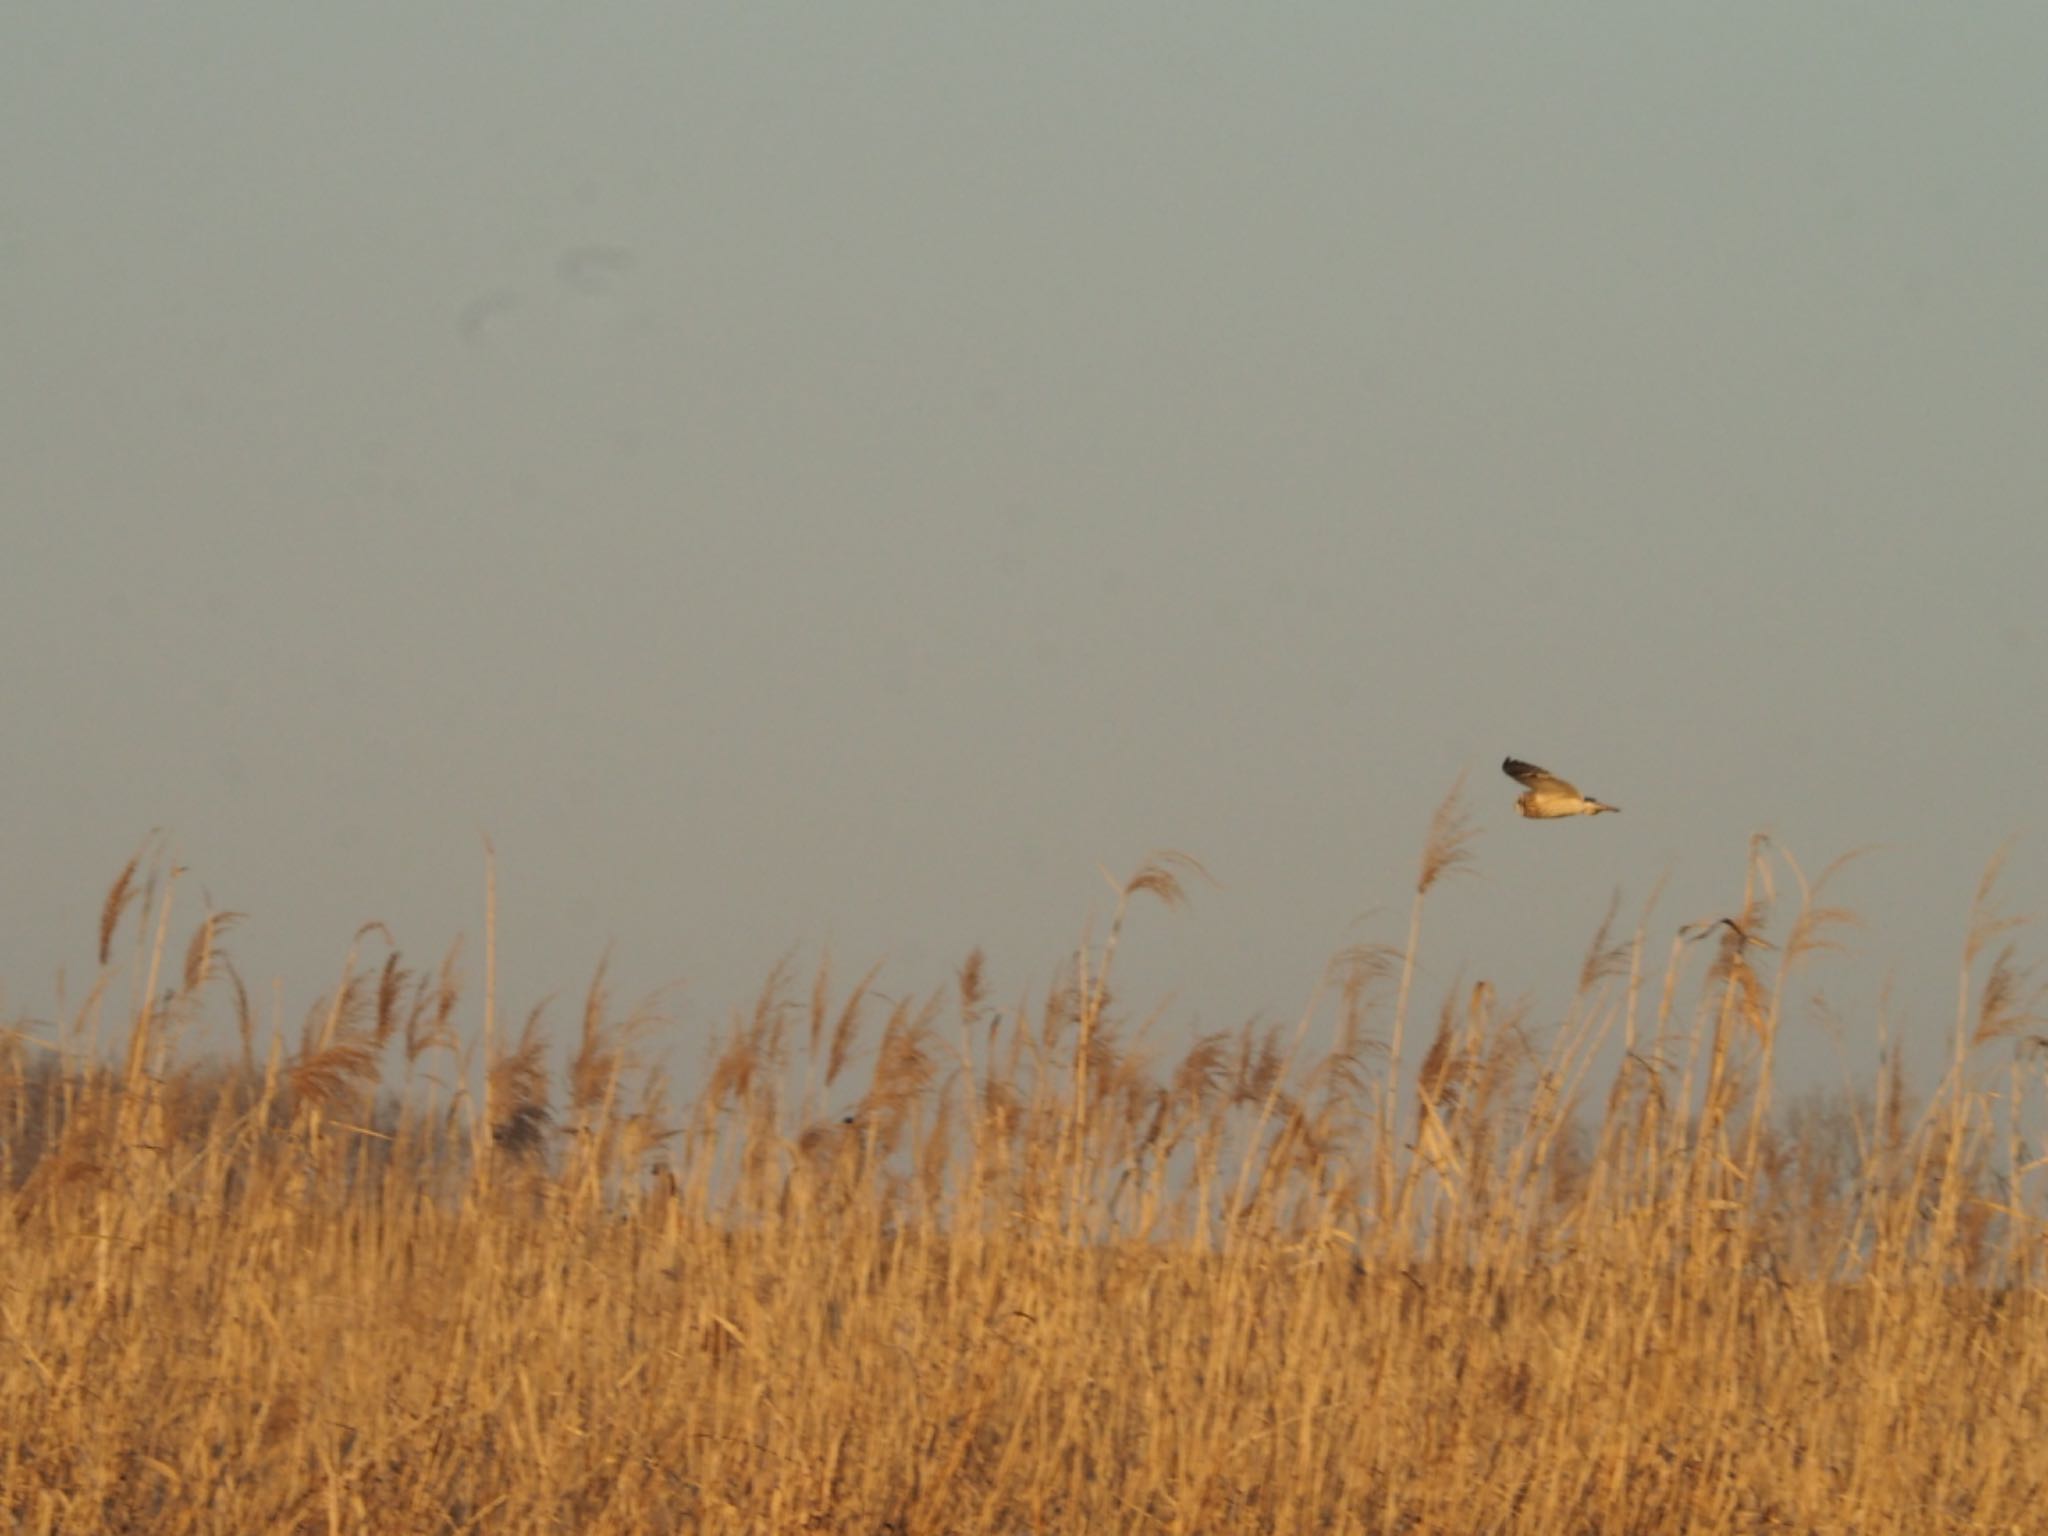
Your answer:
[6,4,2046,1098]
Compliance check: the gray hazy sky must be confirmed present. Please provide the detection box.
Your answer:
[6,4,2047,1094]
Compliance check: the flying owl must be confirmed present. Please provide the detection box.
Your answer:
[1502,758,1619,818]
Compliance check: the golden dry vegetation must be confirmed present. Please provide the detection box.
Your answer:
[4,806,2048,1534]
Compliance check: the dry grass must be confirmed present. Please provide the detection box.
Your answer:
[4,829,2048,1534]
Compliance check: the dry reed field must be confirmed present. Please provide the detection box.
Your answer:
[5,798,2048,1534]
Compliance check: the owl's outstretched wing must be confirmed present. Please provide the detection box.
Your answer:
[1502,758,1580,798]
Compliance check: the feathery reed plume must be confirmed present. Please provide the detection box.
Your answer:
[1874,1038,1906,1147]
[1971,944,2046,1049]
[286,1031,381,1119]
[1069,851,1211,1193]
[372,952,410,1049]
[1964,842,2026,962]
[1092,851,1212,1022]
[119,860,183,1100]
[1706,921,1772,1040]
[407,939,463,1066]
[353,919,396,950]
[180,910,241,996]
[1231,1020,1287,1109]
[570,951,620,1116]
[226,959,255,1078]
[958,948,986,1022]
[1300,1045,1373,1108]
[1167,1031,1230,1120]
[703,1013,763,1115]
[99,845,148,967]
[1957,842,2031,1065]
[807,950,831,1059]
[750,951,796,1066]
[1326,941,1399,1059]
[977,1073,1022,1145]
[1578,891,1629,995]
[1389,774,1479,1128]
[305,967,372,1056]
[1739,846,1869,1176]
[1121,851,1211,913]
[917,1077,956,1211]
[1472,982,1531,1088]
[856,991,941,1156]
[490,1004,553,1155]
[1416,998,1460,1110]
[1779,850,1869,967]
[1416,771,1478,898]
[826,963,881,1089]
[1040,976,1082,1051]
